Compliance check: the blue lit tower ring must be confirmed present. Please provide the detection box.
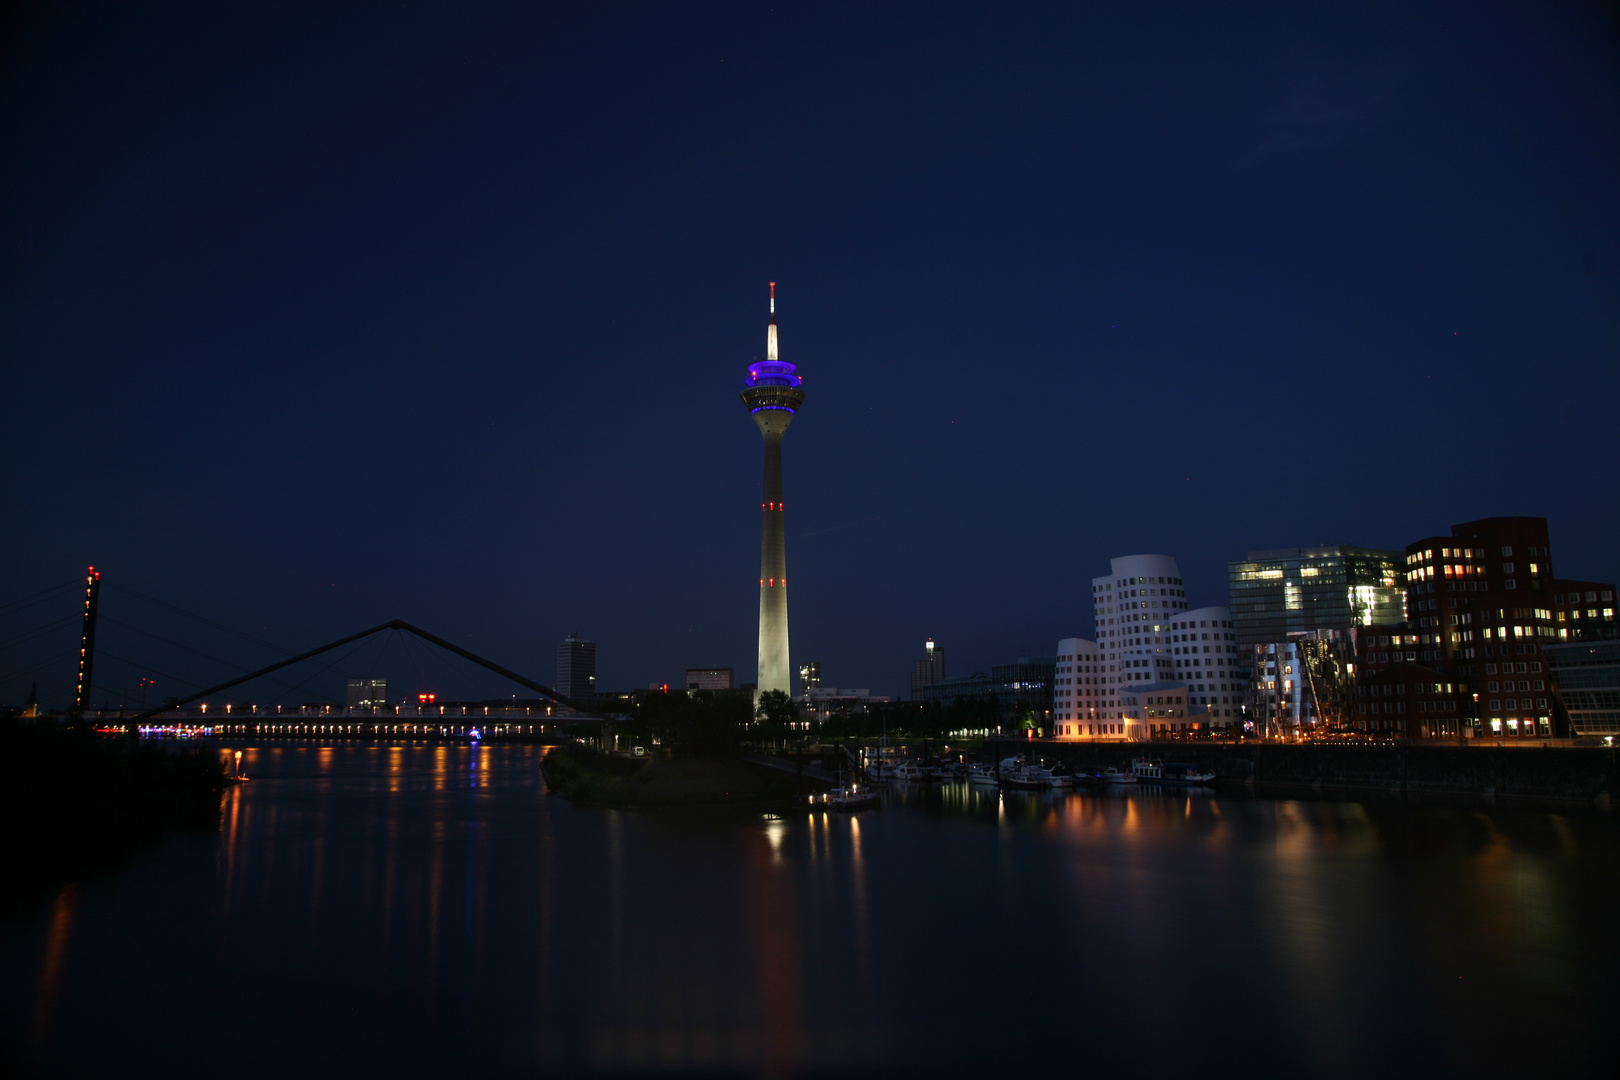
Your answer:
[741,283,803,700]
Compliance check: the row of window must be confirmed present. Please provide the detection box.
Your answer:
[1489,698,1548,712]
[1556,590,1613,603]
[1093,576,1182,592]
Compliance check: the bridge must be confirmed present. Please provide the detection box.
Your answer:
[2,571,612,735]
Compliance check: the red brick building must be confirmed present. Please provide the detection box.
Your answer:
[1371,516,1615,740]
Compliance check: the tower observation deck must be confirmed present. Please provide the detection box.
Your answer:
[741,283,804,700]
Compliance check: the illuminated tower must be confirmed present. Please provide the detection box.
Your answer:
[75,566,100,716]
[741,283,804,699]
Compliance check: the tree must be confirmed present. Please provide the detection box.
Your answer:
[751,689,797,731]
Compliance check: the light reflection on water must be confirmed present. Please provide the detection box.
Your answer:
[1,742,1616,1078]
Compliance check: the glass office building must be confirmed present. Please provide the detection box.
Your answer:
[1228,547,1405,646]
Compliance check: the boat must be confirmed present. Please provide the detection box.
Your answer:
[1047,764,1075,789]
[926,760,964,781]
[890,761,928,781]
[1132,758,1216,784]
[814,785,882,811]
[966,763,1000,786]
[1159,761,1218,785]
[1098,766,1137,785]
[1004,763,1056,790]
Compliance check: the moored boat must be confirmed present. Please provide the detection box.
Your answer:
[966,763,1000,786]
[1004,763,1056,790]
[1098,766,1137,785]
[816,785,881,810]
[1159,761,1217,785]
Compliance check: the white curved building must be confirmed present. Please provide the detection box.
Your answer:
[1051,554,1244,739]
[1168,605,1243,722]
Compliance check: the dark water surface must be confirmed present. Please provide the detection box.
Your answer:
[3,741,1616,1078]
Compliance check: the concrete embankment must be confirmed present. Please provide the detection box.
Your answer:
[986,740,1619,807]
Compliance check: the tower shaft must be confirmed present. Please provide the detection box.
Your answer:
[757,431,790,696]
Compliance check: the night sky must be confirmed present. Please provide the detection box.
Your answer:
[3,2,1617,707]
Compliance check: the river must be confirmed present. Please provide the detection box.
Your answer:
[3,741,1616,1077]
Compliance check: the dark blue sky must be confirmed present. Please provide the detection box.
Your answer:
[3,1,1617,706]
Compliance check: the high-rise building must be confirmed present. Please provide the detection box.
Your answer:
[1228,547,1405,646]
[686,667,734,691]
[910,638,945,700]
[557,632,596,712]
[345,679,388,707]
[740,283,804,701]
[798,661,821,691]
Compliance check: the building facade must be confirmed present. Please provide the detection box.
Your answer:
[1052,637,1103,734]
[345,679,388,707]
[556,632,596,712]
[921,659,1054,723]
[1553,581,1618,641]
[798,687,891,720]
[685,667,734,691]
[1228,546,1405,646]
[1169,605,1245,725]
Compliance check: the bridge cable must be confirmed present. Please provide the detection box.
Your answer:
[257,635,383,708]
[0,614,81,654]
[0,648,82,688]
[0,581,78,620]
[125,620,403,722]
[101,581,294,656]
[96,649,211,694]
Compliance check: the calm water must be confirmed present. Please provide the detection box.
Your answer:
[3,741,1616,1078]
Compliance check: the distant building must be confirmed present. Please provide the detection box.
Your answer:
[686,667,734,691]
[909,638,945,700]
[921,658,1054,724]
[557,632,596,712]
[345,679,387,707]
[798,686,891,720]
[1228,546,1405,646]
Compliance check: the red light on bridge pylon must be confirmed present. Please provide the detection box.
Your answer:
[418,693,436,704]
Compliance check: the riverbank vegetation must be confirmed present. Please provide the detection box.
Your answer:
[0,718,229,896]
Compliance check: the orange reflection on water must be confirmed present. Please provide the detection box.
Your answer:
[29,883,77,1053]
[746,825,801,1078]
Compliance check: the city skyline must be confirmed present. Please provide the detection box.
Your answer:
[2,3,1617,704]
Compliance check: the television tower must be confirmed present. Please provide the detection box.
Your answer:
[741,283,804,700]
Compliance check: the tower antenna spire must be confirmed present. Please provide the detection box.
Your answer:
[766,281,778,360]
